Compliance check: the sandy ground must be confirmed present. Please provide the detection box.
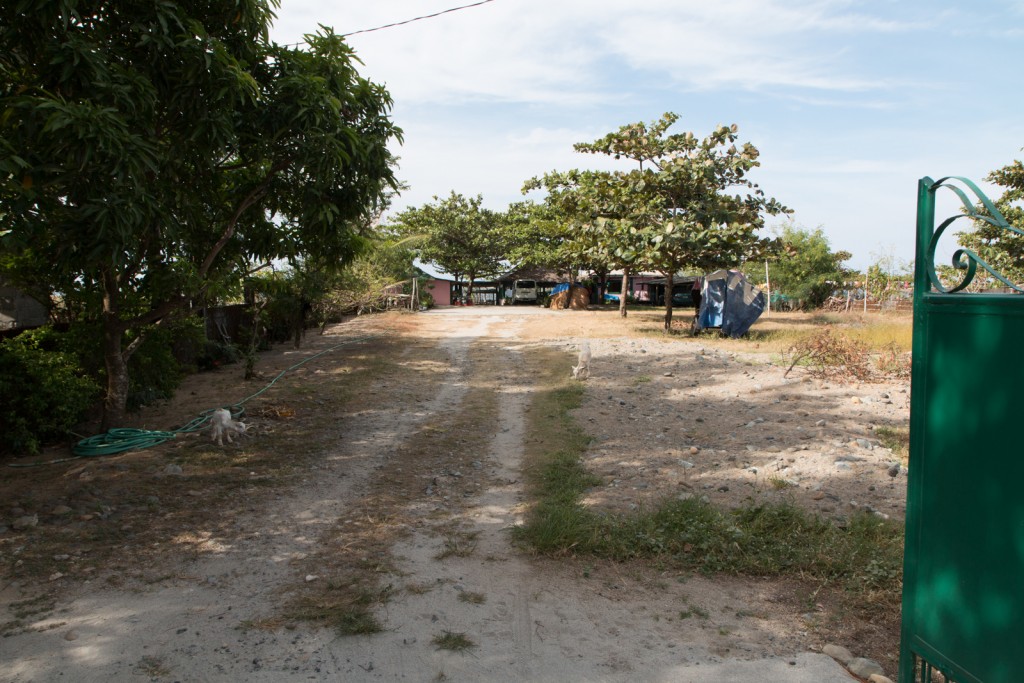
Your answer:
[1,307,909,682]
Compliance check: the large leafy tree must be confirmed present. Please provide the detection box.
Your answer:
[525,169,653,318]
[959,153,1024,285]
[758,224,851,309]
[393,192,506,298]
[0,1,401,427]
[576,113,788,330]
[503,200,583,279]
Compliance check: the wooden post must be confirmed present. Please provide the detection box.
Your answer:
[864,271,869,314]
[764,260,771,317]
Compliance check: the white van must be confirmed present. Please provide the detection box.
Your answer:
[512,279,538,304]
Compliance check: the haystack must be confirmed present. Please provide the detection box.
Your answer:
[549,285,590,310]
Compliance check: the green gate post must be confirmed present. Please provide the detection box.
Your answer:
[900,177,1024,682]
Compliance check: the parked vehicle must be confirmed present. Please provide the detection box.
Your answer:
[512,279,538,304]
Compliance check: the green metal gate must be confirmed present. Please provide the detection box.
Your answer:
[900,177,1024,682]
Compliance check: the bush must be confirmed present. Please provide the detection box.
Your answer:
[783,327,872,382]
[0,327,101,454]
[196,339,243,371]
[127,319,206,410]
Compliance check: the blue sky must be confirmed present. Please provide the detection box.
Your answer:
[269,0,1024,271]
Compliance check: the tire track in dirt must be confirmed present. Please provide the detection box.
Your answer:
[4,309,859,682]
[322,309,857,683]
[3,324,475,682]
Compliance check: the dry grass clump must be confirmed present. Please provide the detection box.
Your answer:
[874,342,912,379]
[783,327,872,382]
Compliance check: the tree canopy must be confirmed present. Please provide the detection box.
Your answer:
[761,224,852,309]
[0,1,402,427]
[392,192,506,296]
[959,153,1024,285]
[530,113,788,328]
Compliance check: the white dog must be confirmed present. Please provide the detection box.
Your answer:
[210,408,247,446]
[571,341,591,380]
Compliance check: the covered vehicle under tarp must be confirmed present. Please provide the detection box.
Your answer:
[695,269,766,338]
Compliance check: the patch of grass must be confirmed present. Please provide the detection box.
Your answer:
[458,591,487,605]
[135,655,171,678]
[783,327,872,382]
[517,348,904,608]
[634,375,652,384]
[679,605,708,620]
[436,530,479,560]
[285,583,388,636]
[432,630,476,652]
[334,609,384,635]
[405,581,435,595]
[876,425,910,462]
[768,476,795,490]
[847,320,913,352]
[743,327,809,351]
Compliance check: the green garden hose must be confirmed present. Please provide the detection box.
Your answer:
[8,334,377,466]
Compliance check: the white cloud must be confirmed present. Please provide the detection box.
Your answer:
[268,0,1024,269]
[271,0,925,106]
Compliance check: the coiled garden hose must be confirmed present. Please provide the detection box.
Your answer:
[7,335,377,466]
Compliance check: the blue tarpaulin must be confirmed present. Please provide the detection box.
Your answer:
[695,269,766,338]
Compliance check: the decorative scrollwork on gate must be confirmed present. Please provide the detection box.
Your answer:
[924,176,1024,293]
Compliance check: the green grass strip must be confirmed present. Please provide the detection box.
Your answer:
[517,349,904,600]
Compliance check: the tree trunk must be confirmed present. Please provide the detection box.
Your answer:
[663,271,675,331]
[619,266,630,318]
[100,269,129,430]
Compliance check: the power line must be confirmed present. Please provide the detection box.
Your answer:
[278,0,499,47]
[341,0,498,38]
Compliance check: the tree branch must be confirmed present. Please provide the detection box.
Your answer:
[197,157,292,281]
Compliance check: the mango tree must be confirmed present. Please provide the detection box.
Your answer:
[0,1,401,428]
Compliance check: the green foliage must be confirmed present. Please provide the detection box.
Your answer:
[503,199,592,278]
[759,224,852,309]
[393,192,507,293]
[196,340,243,371]
[126,319,206,410]
[528,113,788,327]
[0,3,401,425]
[517,360,903,600]
[959,155,1024,285]
[325,236,418,317]
[0,328,101,454]
[574,113,788,274]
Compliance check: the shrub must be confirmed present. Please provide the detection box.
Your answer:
[196,339,243,372]
[875,342,911,379]
[127,319,206,410]
[0,328,101,454]
[783,327,872,382]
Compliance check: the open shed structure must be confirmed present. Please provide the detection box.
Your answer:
[495,267,565,304]
[0,281,48,333]
[637,274,702,308]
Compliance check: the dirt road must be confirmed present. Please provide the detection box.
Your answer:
[3,308,873,681]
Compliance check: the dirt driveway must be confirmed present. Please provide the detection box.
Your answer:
[2,307,907,681]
